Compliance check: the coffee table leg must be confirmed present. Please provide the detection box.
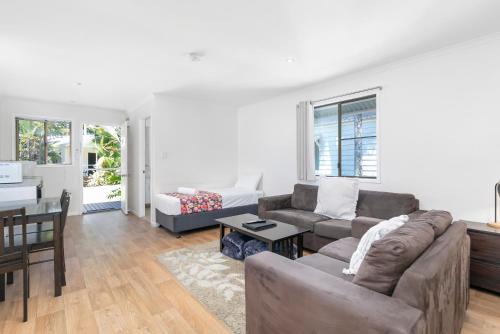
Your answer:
[0,273,4,301]
[297,234,304,258]
[268,241,274,253]
[219,224,225,252]
[288,239,293,259]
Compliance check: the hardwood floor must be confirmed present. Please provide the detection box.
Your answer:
[0,211,499,333]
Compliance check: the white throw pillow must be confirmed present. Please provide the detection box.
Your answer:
[314,177,359,220]
[343,215,409,275]
[234,173,262,190]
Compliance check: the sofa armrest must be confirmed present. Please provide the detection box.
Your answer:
[258,194,292,218]
[246,252,425,334]
[351,216,384,238]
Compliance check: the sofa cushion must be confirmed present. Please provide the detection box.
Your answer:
[303,232,333,252]
[392,222,469,333]
[351,216,384,239]
[356,191,418,219]
[264,209,328,231]
[411,210,452,238]
[407,210,427,220]
[296,253,353,282]
[318,237,360,262]
[353,222,434,295]
[345,215,409,275]
[314,219,352,240]
[291,183,318,211]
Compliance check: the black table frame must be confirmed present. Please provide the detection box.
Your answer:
[218,222,306,259]
[0,199,64,299]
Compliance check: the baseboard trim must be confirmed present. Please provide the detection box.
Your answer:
[130,209,144,218]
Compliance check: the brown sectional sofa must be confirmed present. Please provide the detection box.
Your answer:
[258,183,425,251]
[245,211,470,334]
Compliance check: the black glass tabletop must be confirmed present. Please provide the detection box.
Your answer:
[216,213,309,242]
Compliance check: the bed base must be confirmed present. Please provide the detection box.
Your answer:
[155,204,258,235]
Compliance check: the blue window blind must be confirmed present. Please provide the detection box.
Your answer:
[314,95,377,178]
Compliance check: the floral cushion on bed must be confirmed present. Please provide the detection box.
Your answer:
[165,191,223,214]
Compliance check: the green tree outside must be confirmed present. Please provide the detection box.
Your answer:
[84,125,122,199]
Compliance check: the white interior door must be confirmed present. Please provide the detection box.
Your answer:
[120,121,128,214]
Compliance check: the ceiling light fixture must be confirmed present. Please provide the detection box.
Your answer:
[286,57,296,63]
[76,82,82,86]
[187,52,204,62]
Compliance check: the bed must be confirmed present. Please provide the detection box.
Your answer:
[154,175,264,235]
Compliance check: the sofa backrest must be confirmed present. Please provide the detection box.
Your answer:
[356,190,419,219]
[291,183,419,219]
[291,184,318,211]
[392,222,469,334]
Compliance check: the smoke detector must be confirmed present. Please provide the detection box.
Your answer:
[187,52,204,62]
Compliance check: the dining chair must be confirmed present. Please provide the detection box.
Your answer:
[8,190,71,288]
[0,208,29,322]
[32,189,69,234]
[26,190,70,285]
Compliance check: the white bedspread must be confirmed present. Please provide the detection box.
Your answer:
[154,187,264,216]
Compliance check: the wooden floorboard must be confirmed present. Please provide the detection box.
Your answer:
[0,211,498,333]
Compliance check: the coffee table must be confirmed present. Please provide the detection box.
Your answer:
[216,213,310,259]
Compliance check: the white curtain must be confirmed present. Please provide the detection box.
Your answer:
[296,101,315,181]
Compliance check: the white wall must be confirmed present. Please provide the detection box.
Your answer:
[0,96,126,214]
[238,34,500,222]
[151,94,239,223]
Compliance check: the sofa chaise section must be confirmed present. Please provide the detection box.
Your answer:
[246,252,425,334]
[245,215,470,334]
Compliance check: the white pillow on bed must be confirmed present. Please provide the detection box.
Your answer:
[177,187,196,195]
[235,174,262,190]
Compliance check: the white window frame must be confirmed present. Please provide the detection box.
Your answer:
[312,90,381,184]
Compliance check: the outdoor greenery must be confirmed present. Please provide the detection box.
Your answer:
[18,120,122,200]
[84,125,122,199]
[17,118,71,164]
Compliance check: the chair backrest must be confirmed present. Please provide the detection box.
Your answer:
[60,189,68,206]
[60,191,71,230]
[0,208,27,262]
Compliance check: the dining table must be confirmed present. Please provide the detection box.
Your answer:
[0,197,64,298]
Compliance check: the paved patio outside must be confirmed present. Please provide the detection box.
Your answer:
[83,184,120,204]
[83,184,121,213]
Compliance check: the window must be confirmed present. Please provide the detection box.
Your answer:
[16,117,72,165]
[314,95,377,178]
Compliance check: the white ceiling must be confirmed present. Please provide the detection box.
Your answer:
[1,0,500,111]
